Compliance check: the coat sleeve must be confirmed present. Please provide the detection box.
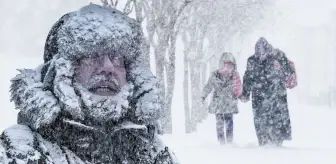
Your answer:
[276,51,297,88]
[285,60,297,88]
[201,72,215,99]
[241,58,254,99]
[232,71,242,98]
[0,125,48,163]
[0,139,7,163]
[277,51,294,78]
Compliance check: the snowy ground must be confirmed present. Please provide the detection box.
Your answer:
[163,101,336,164]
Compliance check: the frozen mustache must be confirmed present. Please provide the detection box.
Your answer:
[86,75,121,91]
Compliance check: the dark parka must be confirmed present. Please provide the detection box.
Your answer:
[241,38,294,145]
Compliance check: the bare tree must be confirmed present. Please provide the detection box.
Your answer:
[139,0,196,133]
[100,0,196,133]
[97,0,275,133]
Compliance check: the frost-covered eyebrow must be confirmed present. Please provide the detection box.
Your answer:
[81,51,120,58]
[79,52,125,63]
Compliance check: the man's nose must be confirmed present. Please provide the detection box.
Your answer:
[97,55,115,75]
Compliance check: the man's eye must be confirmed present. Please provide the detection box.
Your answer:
[81,57,100,67]
[110,57,124,67]
[113,59,124,67]
[81,60,92,66]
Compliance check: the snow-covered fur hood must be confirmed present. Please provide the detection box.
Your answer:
[10,4,163,131]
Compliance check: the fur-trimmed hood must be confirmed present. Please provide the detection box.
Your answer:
[10,4,163,131]
[219,52,236,64]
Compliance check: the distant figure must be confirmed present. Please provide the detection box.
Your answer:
[202,52,242,144]
[240,37,297,146]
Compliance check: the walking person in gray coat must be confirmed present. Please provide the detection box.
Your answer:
[201,52,242,144]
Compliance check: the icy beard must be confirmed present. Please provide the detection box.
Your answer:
[73,81,134,125]
[84,75,122,96]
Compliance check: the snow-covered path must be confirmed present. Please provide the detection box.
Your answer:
[162,102,336,164]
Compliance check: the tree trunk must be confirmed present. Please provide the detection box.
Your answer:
[154,40,168,132]
[155,31,174,133]
[190,60,201,132]
[194,28,206,123]
[183,49,191,133]
[164,29,177,134]
[199,62,208,121]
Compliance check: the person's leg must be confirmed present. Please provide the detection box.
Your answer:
[216,114,225,144]
[274,138,283,147]
[254,116,268,146]
[268,100,287,147]
[224,113,234,143]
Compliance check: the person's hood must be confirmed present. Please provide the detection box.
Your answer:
[219,52,236,65]
[254,37,273,56]
[10,4,163,131]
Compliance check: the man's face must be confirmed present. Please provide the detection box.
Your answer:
[256,44,266,55]
[219,62,234,73]
[74,55,127,96]
[256,44,268,60]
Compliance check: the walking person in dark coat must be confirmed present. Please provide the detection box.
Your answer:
[240,37,297,146]
[202,52,242,145]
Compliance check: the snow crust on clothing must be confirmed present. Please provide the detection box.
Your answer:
[46,4,144,62]
[10,67,61,130]
[0,124,88,163]
[0,125,42,163]
[10,4,163,131]
[0,124,179,163]
[3,4,176,164]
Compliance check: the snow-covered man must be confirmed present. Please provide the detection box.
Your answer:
[240,37,297,147]
[0,4,178,163]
